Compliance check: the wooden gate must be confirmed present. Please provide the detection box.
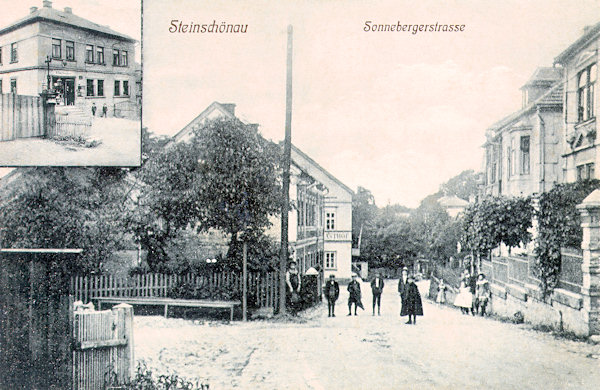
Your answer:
[0,93,45,141]
[72,304,134,390]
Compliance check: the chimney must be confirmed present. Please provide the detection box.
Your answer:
[43,0,52,8]
[64,7,72,14]
[221,103,236,116]
[30,6,38,13]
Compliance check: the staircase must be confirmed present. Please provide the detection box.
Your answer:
[55,105,92,125]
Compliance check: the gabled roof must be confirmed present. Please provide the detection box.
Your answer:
[0,4,135,42]
[291,145,354,196]
[172,102,239,143]
[520,67,562,89]
[554,21,600,65]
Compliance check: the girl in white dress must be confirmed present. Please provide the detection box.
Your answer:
[454,280,473,314]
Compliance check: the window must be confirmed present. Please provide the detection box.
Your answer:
[123,81,129,96]
[10,78,16,94]
[326,212,335,230]
[325,252,337,270]
[113,49,120,66]
[97,80,104,96]
[121,50,128,67]
[86,45,94,63]
[65,41,74,61]
[520,136,530,175]
[10,42,18,63]
[114,80,120,96]
[490,145,498,183]
[0,47,2,65]
[577,163,595,181]
[578,63,597,122]
[507,146,512,178]
[52,38,61,59]
[86,79,94,96]
[97,46,104,64]
[0,80,2,94]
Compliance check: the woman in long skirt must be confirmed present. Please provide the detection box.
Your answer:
[454,280,473,314]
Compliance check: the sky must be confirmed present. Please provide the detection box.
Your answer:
[1,1,599,207]
[142,0,600,208]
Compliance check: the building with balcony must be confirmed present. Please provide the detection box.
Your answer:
[554,23,600,183]
[482,67,564,197]
[0,1,138,117]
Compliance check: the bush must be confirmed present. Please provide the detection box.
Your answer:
[125,361,209,390]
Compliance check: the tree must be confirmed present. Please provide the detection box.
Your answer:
[440,169,480,200]
[128,120,281,271]
[0,167,129,274]
[352,186,377,248]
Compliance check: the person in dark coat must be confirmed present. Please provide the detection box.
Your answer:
[370,272,385,315]
[465,269,477,315]
[400,275,423,324]
[101,103,108,117]
[324,274,340,317]
[286,261,302,314]
[91,102,97,116]
[347,274,363,316]
[398,267,409,315]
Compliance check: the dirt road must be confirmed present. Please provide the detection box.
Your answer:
[134,280,600,389]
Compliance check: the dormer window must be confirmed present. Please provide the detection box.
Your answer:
[578,63,596,122]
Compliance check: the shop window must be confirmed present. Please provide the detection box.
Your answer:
[97,80,104,97]
[86,79,94,96]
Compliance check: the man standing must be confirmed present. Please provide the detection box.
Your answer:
[324,274,339,317]
[370,272,384,315]
[101,103,108,117]
[91,102,97,116]
[347,274,363,316]
[398,267,409,315]
[286,261,302,314]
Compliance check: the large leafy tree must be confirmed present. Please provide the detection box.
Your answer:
[128,119,281,271]
[352,186,377,248]
[0,167,129,274]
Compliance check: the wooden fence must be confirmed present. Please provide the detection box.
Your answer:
[72,304,134,390]
[71,271,281,311]
[51,114,92,139]
[0,93,45,141]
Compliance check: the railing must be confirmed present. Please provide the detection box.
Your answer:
[51,114,92,139]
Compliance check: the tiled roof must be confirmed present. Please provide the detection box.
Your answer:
[521,67,562,88]
[0,5,135,42]
[488,82,563,132]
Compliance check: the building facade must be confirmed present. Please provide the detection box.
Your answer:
[173,101,353,280]
[0,1,138,117]
[554,23,599,183]
[482,67,564,197]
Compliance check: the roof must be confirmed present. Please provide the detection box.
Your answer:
[291,145,354,196]
[487,81,563,134]
[438,195,469,208]
[520,67,562,89]
[172,101,239,143]
[0,4,135,42]
[554,21,600,65]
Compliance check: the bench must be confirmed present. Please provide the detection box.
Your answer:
[94,297,241,321]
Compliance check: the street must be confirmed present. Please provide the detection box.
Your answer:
[134,279,600,389]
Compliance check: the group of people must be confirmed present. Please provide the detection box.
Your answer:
[323,267,423,325]
[451,269,491,316]
[90,102,109,117]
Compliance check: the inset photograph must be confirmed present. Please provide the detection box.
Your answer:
[0,0,141,166]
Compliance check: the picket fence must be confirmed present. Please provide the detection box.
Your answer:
[51,115,92,139]
[72,305,134,390]
[71,271,281,310]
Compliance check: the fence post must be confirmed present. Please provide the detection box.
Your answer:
[576,190,600,336]
[112,303,134,380]
[40,91,57,137]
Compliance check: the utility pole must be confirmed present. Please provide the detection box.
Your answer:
[279,25,293,314]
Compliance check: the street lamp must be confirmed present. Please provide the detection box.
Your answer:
[44,55,67,92]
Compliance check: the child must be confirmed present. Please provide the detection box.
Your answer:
[454,280,473,315]
[475,273,491,316]
[436,279,447,304]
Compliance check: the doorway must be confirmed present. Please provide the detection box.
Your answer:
[52,76,75,105]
